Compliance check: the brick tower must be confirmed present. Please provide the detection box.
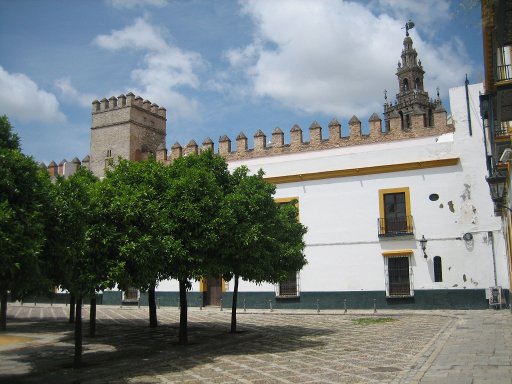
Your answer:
[384,23,442,132]
[89,92,167,177]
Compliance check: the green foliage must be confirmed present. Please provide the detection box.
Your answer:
[164,151,229,281]
[100,157,179,291]
[0,117,50,298]
[221,166,307,284]
[48,167,115,297]
[0,115,20,150]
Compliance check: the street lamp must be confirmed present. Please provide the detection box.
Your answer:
[485,171,507,203]
[419,235,428,259]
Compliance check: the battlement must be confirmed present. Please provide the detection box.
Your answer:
[46,156,89,179]
[157,108,452,163]
[91,92,166,119]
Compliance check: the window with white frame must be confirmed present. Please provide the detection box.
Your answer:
[276,272,300,297]
[383,254,414,297]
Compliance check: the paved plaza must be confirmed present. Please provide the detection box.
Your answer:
[0,304,511,383]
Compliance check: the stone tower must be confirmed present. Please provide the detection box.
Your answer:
[90,92,167,177]
[384,26,442,132]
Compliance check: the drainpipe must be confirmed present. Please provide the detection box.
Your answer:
[465,74,473,137]
[489,231,498,287]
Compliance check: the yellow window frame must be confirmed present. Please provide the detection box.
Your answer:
[378,187,412,234]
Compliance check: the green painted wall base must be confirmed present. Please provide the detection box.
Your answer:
[100,289,510,310]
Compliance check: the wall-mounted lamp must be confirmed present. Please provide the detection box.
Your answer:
[485,170,507,203]
[419,235,428,259]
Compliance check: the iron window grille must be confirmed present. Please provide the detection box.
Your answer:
[275,272,300,297]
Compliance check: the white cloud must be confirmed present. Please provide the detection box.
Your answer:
[223,0,474,119]
[105,0,168,9]
[0,66,65,123]
[93,17,204,121]
[93,17,169,52]
[55,77,98,108]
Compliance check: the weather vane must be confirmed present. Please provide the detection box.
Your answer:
[404,20,415,36]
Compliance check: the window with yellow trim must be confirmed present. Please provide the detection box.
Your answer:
[378,187,414,237]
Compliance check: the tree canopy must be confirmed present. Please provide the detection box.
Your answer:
[0,116,51,331]
[220,166,307,332]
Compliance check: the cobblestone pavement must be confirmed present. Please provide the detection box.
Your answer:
[0,304,510,383]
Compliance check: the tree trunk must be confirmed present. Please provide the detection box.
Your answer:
[148,285,157,328]
[69,294,75,323]
[178,279,188,345]
[0,290,7,332]
[89,296,96,337]
[74,296,83,368]
[230,275,239,333]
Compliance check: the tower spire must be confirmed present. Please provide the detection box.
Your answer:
[383,23,438,131]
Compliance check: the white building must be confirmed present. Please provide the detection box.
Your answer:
[52,33,509,310]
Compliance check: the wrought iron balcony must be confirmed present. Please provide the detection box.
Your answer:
[378,216,414,237]
[497,64,511,83]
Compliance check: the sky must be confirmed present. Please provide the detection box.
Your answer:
[0,0,483,165]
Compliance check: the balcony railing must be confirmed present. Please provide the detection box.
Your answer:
[378,216,414,237]
[497,64,511,83]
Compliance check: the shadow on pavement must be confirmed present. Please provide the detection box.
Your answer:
[0,316,335,383]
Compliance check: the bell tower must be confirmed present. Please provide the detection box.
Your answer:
[384,22,442,132]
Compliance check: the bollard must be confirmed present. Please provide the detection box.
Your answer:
[269,299,273,312]
[220,298,223,311]
[373,298,377,314]
[344,299,347,314]
[138,299,140,309]
[317,299,320,314]
[157,298,160,309]
[34,297,37,307]
[243,298,246,312]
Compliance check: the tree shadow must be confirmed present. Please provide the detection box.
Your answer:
[0,316,335,383]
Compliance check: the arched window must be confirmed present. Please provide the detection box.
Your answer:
[415,78,421,90]
[403,78,409,92]
[433,256,443,282]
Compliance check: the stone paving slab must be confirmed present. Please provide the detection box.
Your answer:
[0,304,510,383]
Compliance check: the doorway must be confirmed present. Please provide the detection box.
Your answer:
[204,276,222,306]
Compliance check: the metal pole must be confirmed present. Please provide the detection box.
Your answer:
[269,299,273,312]
[220,298,223,311]
[157,298,160,309]
[316,299,320,314]
[344,299,347,314]
[464,74,473,136]
[373,299,377,314]
[243,298,246,312]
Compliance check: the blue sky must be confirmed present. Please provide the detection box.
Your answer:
[0,0,482,165]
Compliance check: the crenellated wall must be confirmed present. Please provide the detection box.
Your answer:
[89,93,167,177]
[158,107,452,164]
[46,95,452,176]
